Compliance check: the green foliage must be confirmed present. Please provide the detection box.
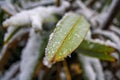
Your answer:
[45,12,90,63]
[77,40,115,61]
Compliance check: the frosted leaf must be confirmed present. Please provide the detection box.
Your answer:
[49,33,54,41]
[45,12,90,64]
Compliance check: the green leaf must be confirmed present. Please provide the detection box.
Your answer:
[45,13,90,63]
[79,40,115,54]
[78,50,115,61]
[77,40,115,61]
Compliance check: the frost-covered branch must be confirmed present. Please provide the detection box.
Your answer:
[1,0,17,15]
[101,0,120,29]
[78,54,105,80]
[20,28,42,80]
[110,26,120,36]
[94,29,120,50]
[1,62,19,80]
[23,0,56,9]
[3,0,69,29]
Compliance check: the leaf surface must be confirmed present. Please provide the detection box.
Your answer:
[45,13,90,63]
[77,40,115,61]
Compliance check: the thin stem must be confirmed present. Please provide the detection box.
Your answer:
[63,60,71,80]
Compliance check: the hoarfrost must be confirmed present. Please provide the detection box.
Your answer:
[49,32,54,41]
[104,70,114,80]
[19,28,42,80]
[110,26,120,36]
[2,1,69,29]
[94,29,120,50]
[0,27,29,60]
[78,54,105,80]
[4,26,15,41]
[1,62,19,80]
[43,57,52,68]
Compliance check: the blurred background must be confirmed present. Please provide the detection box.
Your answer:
[0,0,120,80]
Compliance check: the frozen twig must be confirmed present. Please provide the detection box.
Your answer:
[94,29,120,50]
[19,28,42,80]
[1,0,17,15]
[78,54,105,80]
[22,0,56,9]
[101,0,120,29]
[110,26,120,36]
[75,0,95,19]
[85,0,97,7]
[0,28,29,70]
[1,62,19,80]
[3,1,69,30]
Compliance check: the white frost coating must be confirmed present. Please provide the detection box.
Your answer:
[110,26,120,36]
[75,0,94,19]
[2,1,70,30]
[48,32,54,41]
[30,14,42,31]
[4,26,29,44]
[0,27,29,60]
[0,45,8,60]
[79,54,96,80]
[1,62,19,80]
[43,57,52,68]
[47,1,70,15]
[4,26,15,41]
[8,28,30,44]
[20,28,42,80]
[43,32,54,67]
[94,29,120,50]
[85,30,92,39]
[104,70,114,80]
[3,11,31,27]
[111,52,119,60]
[89,39,118,49]
[79,54,105,80]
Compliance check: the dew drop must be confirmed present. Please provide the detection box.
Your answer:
[43,57,52,68]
